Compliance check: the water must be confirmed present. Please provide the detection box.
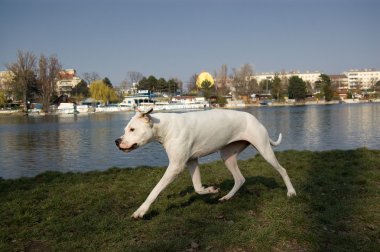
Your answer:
[0,103,379,179]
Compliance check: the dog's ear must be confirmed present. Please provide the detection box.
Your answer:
[143,107,154,115]
[141,107,154,126]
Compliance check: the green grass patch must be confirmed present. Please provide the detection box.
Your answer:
[1,149,379,251]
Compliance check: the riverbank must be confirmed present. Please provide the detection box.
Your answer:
[2,99,379,116]
[1,149,379,251]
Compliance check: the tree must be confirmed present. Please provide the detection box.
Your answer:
[119,79,129,90]
[320,74,334,101]
[6,50,38,111]
[288,76,307,101]
[259,79,271,94]
[231,63,258,97]
[199,80,214,99]
[280,70,289,96]
[271,74,283,100]
[167,78,180,96]
[304,81,313,96]
[103,77,113,88]
[89,80,118,104]
[38,54,61,112]
[375,80,380,90]
[82,72,101,85]
[71,80,89,97]
[127,71,143,85]
[0,91,6,108]
[156,78,167,93]
[216,64,228,95]
[187,74,198,94]
[137,75,157,92]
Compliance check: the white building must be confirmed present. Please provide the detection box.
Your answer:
[251,71,322,84]
[56,69,82,96]
[0,71,13,89]
[329,74,349,90]
[344,69,380,90]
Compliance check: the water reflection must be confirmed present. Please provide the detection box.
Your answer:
[0,103,379,179]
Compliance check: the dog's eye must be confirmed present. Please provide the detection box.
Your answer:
[130,128,135,132]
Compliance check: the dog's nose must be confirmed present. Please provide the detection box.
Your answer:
[115,138,122,146]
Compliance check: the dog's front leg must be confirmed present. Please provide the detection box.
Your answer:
[132,163,184,219]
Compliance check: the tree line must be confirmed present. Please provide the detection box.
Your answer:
[187,63,336,102]
[136,76,182,95]
[1,51,186,112]
[3,51,367,112]
[3,50,62,112]
[1,51,124,111]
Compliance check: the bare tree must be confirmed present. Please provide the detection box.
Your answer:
[216,64,228,95]
[119,79,129,90]
[82,72,101,85]
[127,71,143,85]
[280,70,289,95]
[187,74,198,93]
[231,63,258,97]
[38,54,62,112]
[6,50,37,112]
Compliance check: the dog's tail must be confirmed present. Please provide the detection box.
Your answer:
[270,133,282,146]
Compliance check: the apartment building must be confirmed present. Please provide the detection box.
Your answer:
[250,71,322,89]
[344,69,380,90]
[56,69,83,96]
[329,74,349,90]
[0,70,13,89]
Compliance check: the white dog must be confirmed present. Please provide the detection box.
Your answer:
[115,108,296,219]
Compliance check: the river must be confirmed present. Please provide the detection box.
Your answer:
[0,103,379,179]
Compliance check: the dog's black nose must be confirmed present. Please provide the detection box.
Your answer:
[115,138,122,146]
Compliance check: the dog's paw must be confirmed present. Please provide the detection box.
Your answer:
[196,186,220,195]
[218,195,231,202]
[287,190,297,198]
[131,206,148,219]
[206,186,220,194]
[131,211,144,219]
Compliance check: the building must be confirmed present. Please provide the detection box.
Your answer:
[0,70,14,90]
[344,69,380,90]
[250,71,322,90]
[0,70,15,101]
[329,74,348,90]
[56,69,83,96]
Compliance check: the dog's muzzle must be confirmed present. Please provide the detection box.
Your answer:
[115,138,122,147]
[115,138,138,152]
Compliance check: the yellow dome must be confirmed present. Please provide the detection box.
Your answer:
[196,71,214,88]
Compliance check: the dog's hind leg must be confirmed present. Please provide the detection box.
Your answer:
[255,140,296,197]
[219,141,250,201]
[187,159,219,194]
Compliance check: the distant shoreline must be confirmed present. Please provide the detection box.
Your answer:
[1,99,379,116]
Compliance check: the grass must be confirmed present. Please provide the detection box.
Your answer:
[1,148,379,251]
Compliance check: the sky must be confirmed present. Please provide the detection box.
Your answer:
[1,0,379,86]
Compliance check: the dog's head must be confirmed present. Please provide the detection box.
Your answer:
[115,107,154,153]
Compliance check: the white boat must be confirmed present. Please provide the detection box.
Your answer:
[119,95,210,112]
[343,98,360,104]
[27,103,44,115]
[76,105,95,113]
[225,99,246,108]
[27,108,45,116]
[259,100,273,106]
[119,96,154,110]
[57,103,78,114]
[95,105,121,112]
[153,102,209,111]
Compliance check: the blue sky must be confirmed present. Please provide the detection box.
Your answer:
[1,0,379,86]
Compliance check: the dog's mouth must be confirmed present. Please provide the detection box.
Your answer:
[119,143,138,152]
